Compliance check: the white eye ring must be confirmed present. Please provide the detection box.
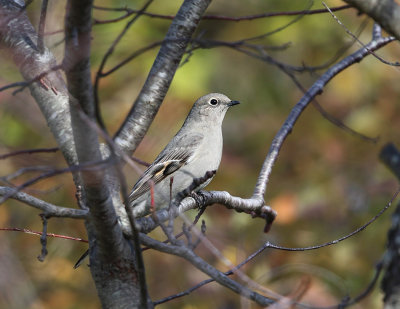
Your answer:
[209,98,218,106]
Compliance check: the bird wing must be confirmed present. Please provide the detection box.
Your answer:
[128,133,203,203]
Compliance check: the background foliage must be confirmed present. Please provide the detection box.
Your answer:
[0,0,399,308]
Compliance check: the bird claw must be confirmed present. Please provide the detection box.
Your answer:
[189,191,206,209]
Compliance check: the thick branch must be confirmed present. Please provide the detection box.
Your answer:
[0,186,87,218]
[0,1,81,182]
[114,0,211,153]
[344,0,400,41]
[64,0,95,117]
[64,0,131,268]
[64,2,151,307]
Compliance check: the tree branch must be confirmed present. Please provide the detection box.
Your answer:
[63,0,131,268]
[0,186,88,218]
[114,0,212,153]
[0,1,81,182]
[93,0,154,129]
[137,190,274,234]
[252,29,395,200]
[93,4,352,23]
[140,234,275,307]
[136,29,395,235]
[64,2,150,306]
[344,0,400,41]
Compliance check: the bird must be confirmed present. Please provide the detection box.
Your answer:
[129,92,240,217]
[74,93,238,268]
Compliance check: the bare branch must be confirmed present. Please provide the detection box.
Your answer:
[64,0,96,117]
[156,188,399,305]
[0,158,112,205]
[63,0,132,268]
[137,190,276,234]
[93,0,154,129]
[344,0,400,41]
[0,81,27,92]
[323,4,400,67]
[252,31,396,200]
[93,4,352,23]
[0,1,82,187]
[0,186,88,218]
[101,40,163,77]
[140,234,275,307]
[0,147,59,159]
[114,0,212,153]
[0,227,88,242]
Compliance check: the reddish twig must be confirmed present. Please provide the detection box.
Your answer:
[0,227,88,242]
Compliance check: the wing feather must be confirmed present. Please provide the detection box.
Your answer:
[128,133,203,203]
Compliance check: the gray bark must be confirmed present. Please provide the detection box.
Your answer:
[114,0,212,154]
[344,0,400,41]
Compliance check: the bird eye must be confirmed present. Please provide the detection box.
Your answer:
[209,98,218,106]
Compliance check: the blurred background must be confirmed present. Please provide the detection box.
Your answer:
[0,0,399,308]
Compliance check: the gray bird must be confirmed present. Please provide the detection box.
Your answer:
[73,93,238,269]
[129,93,239,217]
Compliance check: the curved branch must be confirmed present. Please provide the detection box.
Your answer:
[252,31,396,200]
[0,186,88,218]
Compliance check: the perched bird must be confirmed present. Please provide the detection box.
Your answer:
[129,93,239,217]
[74,93,238,268]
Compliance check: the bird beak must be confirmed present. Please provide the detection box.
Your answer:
[228,100,240,107]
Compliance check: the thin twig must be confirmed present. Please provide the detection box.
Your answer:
[93,0,154,129]
[252,32,396,199]
[93,4,352,22]
[100,40,163,77]
[323,3,400,67]
[339,262,384,307]
[0,158,113,205]
[0,81,29,93]
[0,186,88,218]
[155,187,399,305]
[276,56,379,143]
[0,147,59,160]
[0,227,88,242]
[140,234,275,307]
